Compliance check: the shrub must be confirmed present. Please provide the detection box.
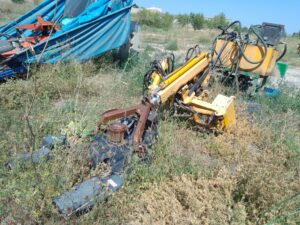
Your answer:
[136,9,174,30]
[165,40,178,51]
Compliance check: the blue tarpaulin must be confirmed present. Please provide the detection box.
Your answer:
[0,0,133,77]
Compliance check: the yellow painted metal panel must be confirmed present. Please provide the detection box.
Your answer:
[160,52,208,89]
[185,94,236,129]
[157,56,210,103]
[214,39,279,76]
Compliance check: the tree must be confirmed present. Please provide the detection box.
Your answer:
[137,9,174,30]
[207,13,229,29]
[177,14,190,27]
[11,0,25,3]
[190,13,205,30]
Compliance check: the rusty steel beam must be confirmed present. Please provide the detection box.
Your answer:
[132,101,151,155]
[16,15,60,32]
[98,106,140,125]
[95,101,152,155]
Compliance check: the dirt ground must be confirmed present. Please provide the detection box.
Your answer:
[286,67,300,87]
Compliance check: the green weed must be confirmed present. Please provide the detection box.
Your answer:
[0,8,299,224]
[165,40,178,51]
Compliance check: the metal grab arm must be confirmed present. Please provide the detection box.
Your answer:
[96,101,152,154]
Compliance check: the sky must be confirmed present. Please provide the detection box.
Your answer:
[134,0,300,34]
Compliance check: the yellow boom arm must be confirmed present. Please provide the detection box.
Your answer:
[153,52,210,103]
[147,52,236,130]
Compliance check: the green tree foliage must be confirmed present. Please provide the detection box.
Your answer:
[11,0,25,3]
[190,13,205,30]
[136,10,231,32]
[137,9,174,29]
[177,14,190,27]
[207,13,229,29]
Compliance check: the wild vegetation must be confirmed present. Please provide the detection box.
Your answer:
[134,9,174,30]
[0,0,33,21]
[0,4,300,225]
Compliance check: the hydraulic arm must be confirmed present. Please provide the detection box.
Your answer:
[96,50,236,155]
[52,21,288,217]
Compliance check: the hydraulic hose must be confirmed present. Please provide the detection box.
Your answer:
[211,38,231,69]
[223,20,242,36]
[211,21,242,66]
[188,68,210,96]
[185,45,201,61]
[276,42,287,61]
[143,54,176,95]
[189,23,242,97]
[215,21,268,66]
[167,53,175,73]
[236,26,268,65]
[193,20,268,96]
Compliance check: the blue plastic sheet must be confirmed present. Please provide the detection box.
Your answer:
[0,0,133,77]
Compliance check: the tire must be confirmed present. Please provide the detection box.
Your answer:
[116,41,130,61]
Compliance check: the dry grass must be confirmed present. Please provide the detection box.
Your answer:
[139,25,219,64]
[0,0,34,22]
[126,172,238,225]
[0,5,299,224]
[72,102,300,225]
[0,68,299,224]
[0,55,149,223]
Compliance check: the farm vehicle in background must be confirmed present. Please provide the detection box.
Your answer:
[0,0,137,79]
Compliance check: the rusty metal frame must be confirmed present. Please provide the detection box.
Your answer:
[16,15,60,33]
[96,100,151,154]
